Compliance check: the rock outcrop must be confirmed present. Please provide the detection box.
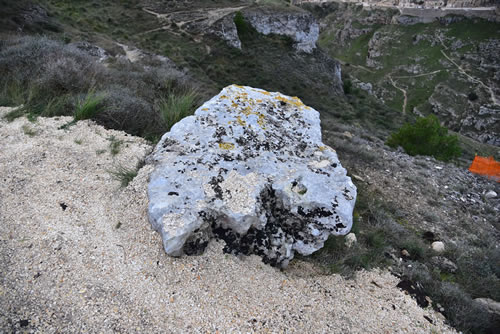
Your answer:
[210,8,320,53]
[147,85,356,267]
[244,9,320,53]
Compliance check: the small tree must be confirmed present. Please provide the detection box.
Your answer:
[233,11,254,39]
[387,115,461,162]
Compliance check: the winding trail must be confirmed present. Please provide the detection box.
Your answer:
[393,70,442,79]
[140,6,247,41]
[439,49,499,106]
[388,75,408,114]
[437,35,499,106]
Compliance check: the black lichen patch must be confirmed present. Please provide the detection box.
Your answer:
[168,192,179,196]
[342,187,354,201]
[162,137,179,150]
[184,228,210,256]
[297,206,333,218]
[208,171,226,200]
[195,185,335,267]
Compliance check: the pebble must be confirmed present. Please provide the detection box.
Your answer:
[431,241,445,253]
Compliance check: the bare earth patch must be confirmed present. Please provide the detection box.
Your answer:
[0,107,455,333]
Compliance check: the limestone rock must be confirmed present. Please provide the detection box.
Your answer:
[485,190,497,199]
[430,256,458,273]
[209,15,241,49]
[244,9,319,53]
[431,241,445,253]
[345,233,357,248]
[475,298,500,317]
[147,85,356,267]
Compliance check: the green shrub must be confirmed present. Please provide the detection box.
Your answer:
[343,79,353,95]
[74,89,105,121]
[387,115,461,162]
[234,12,248,35]
[233,11,255,39]
[159,90,199,131]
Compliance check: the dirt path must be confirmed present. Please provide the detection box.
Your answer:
[437,35,499,106]
[389,75,408,114]
[140,5,246,40]
[393,70,442,79]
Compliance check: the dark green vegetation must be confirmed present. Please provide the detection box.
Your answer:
[387,115,461,162]
[159,89,200,132]
[73,90,106,121]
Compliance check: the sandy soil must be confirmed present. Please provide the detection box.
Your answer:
[0,107,456,333]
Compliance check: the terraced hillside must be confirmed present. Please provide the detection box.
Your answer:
[314,2,500,145]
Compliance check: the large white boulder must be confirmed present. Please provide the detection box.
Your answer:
[147,85,356,267]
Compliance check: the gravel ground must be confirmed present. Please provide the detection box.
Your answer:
[0,107,456,333]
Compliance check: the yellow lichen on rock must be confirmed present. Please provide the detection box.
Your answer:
[257,113,266,128]
[236,116,246,126]
[275,95,306,109]
[219,142,235,150]
[319,146,335,152]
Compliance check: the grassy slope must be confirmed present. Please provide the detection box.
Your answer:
[38,0,407,138]
[318,7,500,158]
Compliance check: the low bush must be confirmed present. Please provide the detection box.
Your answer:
[74,89,105,121]
[95,86,161,138]
[343,79,353,95]
[387,114,461,162]
[0,35,199,138]
[234,11,252,38]
[158,88,199,132]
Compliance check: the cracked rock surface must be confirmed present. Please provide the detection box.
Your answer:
[148,85,356,267]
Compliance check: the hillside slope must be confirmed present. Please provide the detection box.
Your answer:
[0,108,456,333]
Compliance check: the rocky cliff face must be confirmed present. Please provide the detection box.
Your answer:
[294,0,498,8]
[210,7,320,53]
[244,9,319,53]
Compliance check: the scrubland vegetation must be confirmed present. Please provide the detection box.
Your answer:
[0,36,200,141]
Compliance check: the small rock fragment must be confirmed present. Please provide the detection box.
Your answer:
[345,233,357,248]
[431,241,445,253]
[485,190,497,199]
[475,298,500,317]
